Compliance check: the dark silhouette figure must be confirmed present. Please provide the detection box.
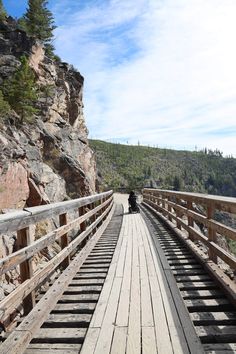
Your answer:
[128,191,140,213]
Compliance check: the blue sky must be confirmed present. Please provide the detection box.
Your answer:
[3,0,236,156]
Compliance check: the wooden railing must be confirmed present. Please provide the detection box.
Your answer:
[142,188,236,272]
[0,190,113,330]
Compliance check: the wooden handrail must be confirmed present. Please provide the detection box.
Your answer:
[0,191,113,328]
[0,191,112,233]
[142,188,236,271]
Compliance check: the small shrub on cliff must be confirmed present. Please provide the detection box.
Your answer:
[20,0,56,56]
[3,56,38,124]
[0,0,7,21]
[0,89,10,118]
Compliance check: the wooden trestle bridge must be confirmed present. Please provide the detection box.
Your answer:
[0,189,236,354]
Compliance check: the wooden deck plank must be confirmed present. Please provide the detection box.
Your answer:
[82,195,206,354]
[116,222,132,327]
[80,328,100,354]
[142,327,157,354]
[93,277,123,354]
[140,220,173,354]
[110,326,128,354]
[89,221,124,328]
[142,222,190,353]
[126,215,141,354]
[139,245,154,327]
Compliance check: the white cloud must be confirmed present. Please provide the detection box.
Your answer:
[53,0,236,156]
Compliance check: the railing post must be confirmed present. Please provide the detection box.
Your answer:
[187,201,194,241]
[207,205,217,263]
[167,197,172,222]
[156,192,160,209]
[17,227,35,315]
[91,202,96,235]
[162,196,167,217]
[59,213,70,268]
[175,197,182,230]
[79,206,87,247]
[98,196,103,228]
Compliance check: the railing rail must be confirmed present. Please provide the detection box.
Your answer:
[0,190,113,328]
[142,188,236,272]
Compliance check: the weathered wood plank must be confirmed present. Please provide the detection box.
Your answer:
[143,188,236,214]
[180,289,224,299]
[142,205,203,354]
[110,327,127,354]
[80,328,100,354]
[17,227,35,315]
[0,197,112,275]
[0,191,113,233]
[53,302,96,313]
[33,327,86,340]
[185,298,232,311]
[190,311,236,325]
[44,313,92,324]
[142,327,156,354]
[126,214,141,354]
[26,342,81,352]
[59,212,70,269]
[143,188,236,274]
[195,325,236,341]
[93,277,123,354]
[0,205,114,354]
[0,202,113,323]
[203,343,236,353]
[25,349,79,354]
[88,213,124,328]
[116,222,132,327]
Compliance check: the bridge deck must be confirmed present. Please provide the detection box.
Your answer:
[81,194,199,354]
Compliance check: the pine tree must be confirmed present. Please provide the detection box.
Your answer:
[4,56,38,124]
[21,0,56,55]
[0,0,7,21]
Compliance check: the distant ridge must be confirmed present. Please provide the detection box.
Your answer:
[89,139,236,197]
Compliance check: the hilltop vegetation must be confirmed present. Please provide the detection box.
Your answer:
[89,139,236,197]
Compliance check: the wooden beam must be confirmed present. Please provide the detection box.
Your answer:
[0,204,114,354]
[59,213,70,269]
[17,227,35,315]
[0,191,113,234]
[207,205,217,263]
[0,197,112,276]
[0,202,113,325]
[143,188,236,214]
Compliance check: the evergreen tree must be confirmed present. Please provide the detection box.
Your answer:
[21,0,56,55]
[0,0,7,21]
[4,56,38,124]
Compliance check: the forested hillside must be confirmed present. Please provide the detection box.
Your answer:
[90,139,236,197]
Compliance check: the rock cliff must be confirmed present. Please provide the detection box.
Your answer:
[0,18,97,306]
[0,18,96,211]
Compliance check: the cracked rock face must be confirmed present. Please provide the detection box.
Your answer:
[0,18,96,211]
[0,19,97,302]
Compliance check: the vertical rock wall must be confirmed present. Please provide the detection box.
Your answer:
[0,18,96,210]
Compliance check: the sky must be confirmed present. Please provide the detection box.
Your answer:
[4,0,236,156]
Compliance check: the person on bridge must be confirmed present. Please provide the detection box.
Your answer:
[128,191,140,213]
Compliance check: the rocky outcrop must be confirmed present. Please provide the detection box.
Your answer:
[0,18,96,210]
[0,18,97,303]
